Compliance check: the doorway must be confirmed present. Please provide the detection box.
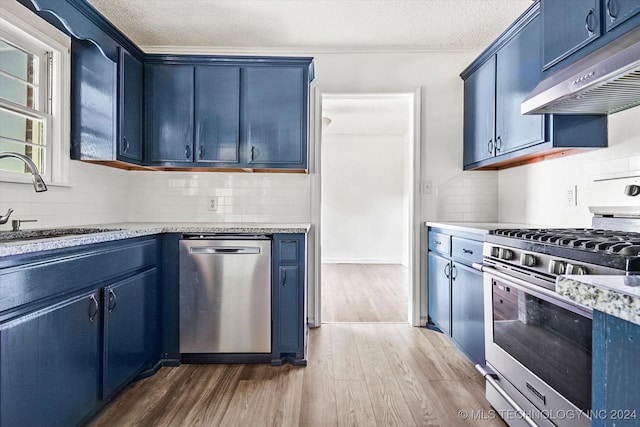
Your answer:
[316,92,418,324]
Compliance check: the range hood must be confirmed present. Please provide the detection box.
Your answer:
[522,26,640,115]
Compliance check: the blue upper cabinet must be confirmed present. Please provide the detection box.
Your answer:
[146,64,195,163]
[118,47,144,163]
[542,0,602,70]
[195,66,241,165]
[604,0,640,31]
[243,66,307,169]
[145,57,313,170]
[461,2,608,170]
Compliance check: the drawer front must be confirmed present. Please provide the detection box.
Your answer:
[428,231,451,256]
[451,236,483,265]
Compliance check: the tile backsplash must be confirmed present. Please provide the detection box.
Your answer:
[436,171,499,222]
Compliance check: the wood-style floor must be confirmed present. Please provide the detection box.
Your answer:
[89,324,504,427]
[321,264,408,322]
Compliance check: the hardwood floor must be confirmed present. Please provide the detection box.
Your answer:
[321,264,408,322]
[89,324,505,427]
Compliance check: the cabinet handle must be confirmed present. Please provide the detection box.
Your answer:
[88,294,99,321]
[123,136,129,153]
[495,136,502,153]
[199,144,204,160]
[463,248,474,254]
[250,145,256,161]
[434,240,442,245]
[585,8,597,35]
[451,265,458,281]
[108,289,118,313]
[282,269,287,287]
[607,0,618,20]
[185,144,191,160]
[444,263,451,279]
[488,139,494,155]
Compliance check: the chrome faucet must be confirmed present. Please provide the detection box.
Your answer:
[0,151,48,192]
[0,208,13,225]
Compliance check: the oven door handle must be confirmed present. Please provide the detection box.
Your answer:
[473,263,593,319]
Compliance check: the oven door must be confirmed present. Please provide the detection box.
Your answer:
[482,265,592,427]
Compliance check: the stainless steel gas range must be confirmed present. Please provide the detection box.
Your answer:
[474,176,640,427]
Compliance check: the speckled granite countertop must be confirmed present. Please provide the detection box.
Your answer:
[0,222,310,257]
[557,275,640,326]
[426,221,544,234]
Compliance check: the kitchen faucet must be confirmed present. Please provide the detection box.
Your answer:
[0,151,48,225]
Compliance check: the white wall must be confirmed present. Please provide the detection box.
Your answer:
[321,133,407,264]
[498,106,640,226]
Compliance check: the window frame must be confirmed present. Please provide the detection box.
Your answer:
[0,0,70,186]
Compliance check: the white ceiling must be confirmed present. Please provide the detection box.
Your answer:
[86,0,533,52]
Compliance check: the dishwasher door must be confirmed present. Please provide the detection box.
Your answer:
[179,238,271,354]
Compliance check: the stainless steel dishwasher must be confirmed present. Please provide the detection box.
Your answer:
[179,235,271,356]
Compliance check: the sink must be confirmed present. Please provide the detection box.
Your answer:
[0,227,124,242]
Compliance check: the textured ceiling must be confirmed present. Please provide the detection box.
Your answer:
[86,0,533,51]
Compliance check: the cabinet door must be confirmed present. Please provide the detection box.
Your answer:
[450,263,485,365]
[495,14,545,156]
[427,252,451,336]
[243,67,307,169]
[147,64,194,162]
[463,56,496,167]
[194,66,241,164]
[0,290,101,427]
[70,39,117,160]
[103,269,158,399]
[542,0,601,69]
[118,48,143,162]
[604,0,640,31]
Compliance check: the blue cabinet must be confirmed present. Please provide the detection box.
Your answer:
[592,310,640,427]
[272,233,307,365]
[146,64,195,163]
[146,58,312,170]
[103,268,158,399]
[604,0,640,31]
[0,289,101,427]
[0,237,160,426]
[542,0,602,70]
[118,47,144,163]
[461,3,607,170]
[427,227,486,365]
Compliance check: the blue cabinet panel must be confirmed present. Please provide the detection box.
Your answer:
[70,38,117,161]
[428,252,451,335]
[450,263,485,364]
[0,289,101,427]
[592,310,640,427]
[243,67,307,169]
[147,64,194,162]
[278,265,301,352]
[103,268,158,399]
[118,47,144,162]
[542,0,602,69]
[194,66,241,164]
[463,56,496,166]
[604,0,640,31]
[495,15,545,155]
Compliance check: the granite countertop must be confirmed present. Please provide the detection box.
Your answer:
[426,221,544,234]
[557,275,640,326]
[0,222,311,257]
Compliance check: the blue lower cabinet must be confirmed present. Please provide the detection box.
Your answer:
[450,263,484,364]
[0,289,101,427]
[103,268,158,399]
[428,252,451,336]
[592,310,640,427]
[272,234,307,365]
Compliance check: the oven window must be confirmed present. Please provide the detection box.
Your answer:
[492,279,592,413]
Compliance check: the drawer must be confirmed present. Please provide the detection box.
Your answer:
[451,236,483,265]
[428,231,451,255]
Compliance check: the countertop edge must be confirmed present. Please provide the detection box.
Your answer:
[557,275,640,326]
[0,223,311,257]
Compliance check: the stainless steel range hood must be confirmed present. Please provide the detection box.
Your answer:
[522,26,640,115]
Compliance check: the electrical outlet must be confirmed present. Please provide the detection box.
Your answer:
[207,197,218,211]
[565,185,577,206]
[422,180,433,194]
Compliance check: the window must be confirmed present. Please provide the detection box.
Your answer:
[0,1,70,185]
